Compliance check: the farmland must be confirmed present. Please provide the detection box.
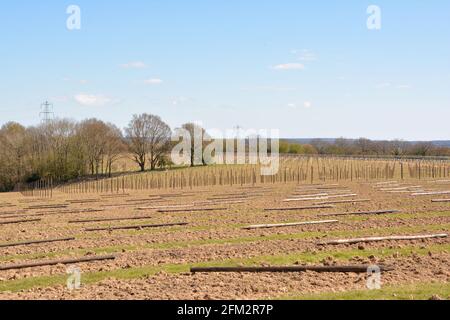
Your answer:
[0,157,449,300]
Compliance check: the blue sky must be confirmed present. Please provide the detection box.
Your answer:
[0,0,449,140]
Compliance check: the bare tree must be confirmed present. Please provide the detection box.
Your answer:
[125,114,172,172]
[410,142,434,156]
[148,118,172,170]
[78,119,110,177]
[0,122,28,190]
[104,123,126,176]
[181,123,209,167]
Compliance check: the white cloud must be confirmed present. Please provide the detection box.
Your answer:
[171,96,190,105]
[272,63,305,71]
[74,94,114,107]
[287,101,312,109]
[376,82,412,89]
[79,79,88,84]
[241,85,299,92]
[121,61,148,69]
[144,78,163,85]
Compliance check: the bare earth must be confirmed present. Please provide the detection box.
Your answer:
[0,180,449,300]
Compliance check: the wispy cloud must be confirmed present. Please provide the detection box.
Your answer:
[240,85,299,92]
[272,63,305,71]
[292,49,318,62]
[171,96,190,105]
[144,78,163,85]
[287,101,312,109]
[74,94,115,107]
[121,61,148,69]
[376,82,412,90]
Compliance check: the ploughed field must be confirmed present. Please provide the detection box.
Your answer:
[0,179,449,300]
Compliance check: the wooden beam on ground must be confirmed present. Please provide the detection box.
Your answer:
[208,196,252,201]
[158,194,192,198]
[69,216,153,224]
[212,192,262,197]
[157,207,227,213]
[264,205,334,212]
[137,204,195,210]
[412,191,450,196]
[191,265,394,274]
[40,209,105,215]
[432,180,450,183]
[284,197,328,202]
[314,199,371,205]
[0,218,41,226]
[0,237,75,249]
[326,194,358,199]
[317,233,448,246]
[242,220,339,230]
[0,213,45,220]
[432,199,450,203]
[26,205,68,210]
[0,255,116,271]
[66,199,100,204]
[0,210,28,215]
[84,222,188,232]
[284,194,358,202]
[64,209,105,214]
[388,190,425,194]
[318,210,400,217]
[125,198,163,203]
[290,193,329,198]
[297,184,340,188]
[380,186,422,191]
[194,200,245,206]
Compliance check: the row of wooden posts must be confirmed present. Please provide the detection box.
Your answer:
[18,178,53,198]
[21,158,450,197]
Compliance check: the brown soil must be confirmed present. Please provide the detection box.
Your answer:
[0,180,448,300]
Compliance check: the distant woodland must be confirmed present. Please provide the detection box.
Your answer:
[1,115,449,192]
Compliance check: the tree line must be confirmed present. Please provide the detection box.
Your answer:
[0,114,205,192]
[280,138,450,157]
[1,114,449,192]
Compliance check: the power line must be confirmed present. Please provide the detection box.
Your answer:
[40,101,54,123]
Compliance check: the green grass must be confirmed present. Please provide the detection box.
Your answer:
[0,243,448,293]
[278,282,450,300]
[1,222,449,264]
